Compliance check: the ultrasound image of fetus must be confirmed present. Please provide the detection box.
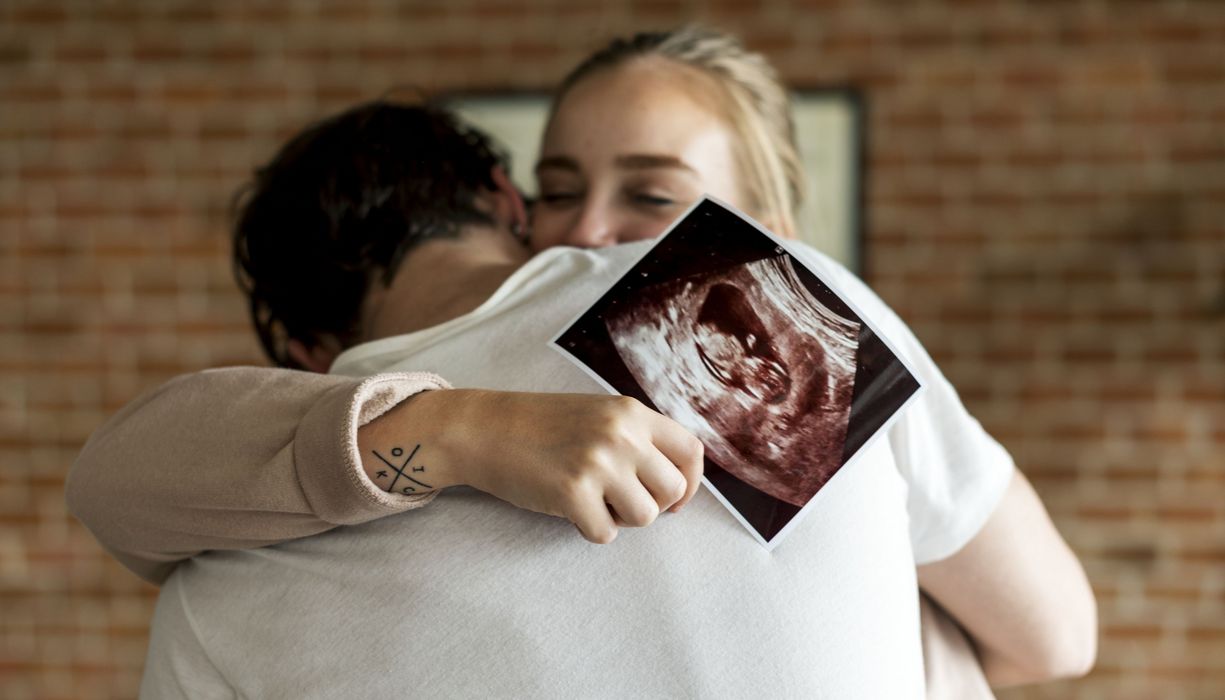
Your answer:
[694,284,792,405]
[605,255,860,507]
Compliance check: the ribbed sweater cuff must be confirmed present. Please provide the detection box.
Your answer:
[296,371,451,525]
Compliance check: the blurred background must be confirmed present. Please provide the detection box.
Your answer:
[1,1,1222,698]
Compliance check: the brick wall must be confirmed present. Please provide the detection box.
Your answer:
[1,1,1221,698]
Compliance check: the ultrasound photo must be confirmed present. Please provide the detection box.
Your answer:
[605,255,859,508]
[553,199,922,547]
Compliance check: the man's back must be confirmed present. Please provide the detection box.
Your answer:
[142,241,1011,698]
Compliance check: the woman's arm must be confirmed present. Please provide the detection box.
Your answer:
[791,245,1096,689]
[919,593,994,700]
[67,367,703,585]
[917,470,1098,687]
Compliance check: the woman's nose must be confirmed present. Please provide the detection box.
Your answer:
[565,203,618,248]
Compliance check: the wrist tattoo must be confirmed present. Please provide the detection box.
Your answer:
[372,444,434,494]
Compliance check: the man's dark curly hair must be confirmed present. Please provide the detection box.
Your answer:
[232,100,507,368]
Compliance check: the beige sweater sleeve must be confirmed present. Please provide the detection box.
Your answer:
[66,367,450,585]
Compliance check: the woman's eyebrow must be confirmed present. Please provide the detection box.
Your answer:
[534,155,579,174]
[534,153,697,174]
[614,154,696,172]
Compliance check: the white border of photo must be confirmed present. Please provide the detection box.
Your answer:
[548,196,923,550]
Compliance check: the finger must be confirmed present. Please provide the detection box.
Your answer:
[635,447,689,513]
[647,415,705,511]
[567,491,619,544]
[603,480,660,529]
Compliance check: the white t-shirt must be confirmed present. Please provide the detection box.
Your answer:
[141,242,1013,699]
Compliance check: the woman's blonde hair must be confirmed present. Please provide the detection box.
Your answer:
[553,26,804,236]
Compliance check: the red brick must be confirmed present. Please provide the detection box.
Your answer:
[707,0,765,20]
[630,0,688,14]
[1146,585,1203,603]
[1078,506,1134,521]
[1095,383,1157,402]
[1144,346,1200,364]
[54,43,108,63]
[1164,60,1225,84]
[472,0,529,19]
[434,43,486,61]
[1056,20,1130,46]
[1073,60,1157,88]
[1155,507,1218,523]
[208,44,257,63]
[1183,547,1225,565]
[159,84,223,104]
[1103,624,1164,639]
[10,6,67,23]
[508,41,561,62]
[1142,19,1213,43]
[1171,142,1225,164]
[1186,627,1225,642]
[821,32,877,54]
[972,23,1049,47]
[1050,422,1107,441]
[967,107,1027,130]
[896,26,955,50]
[318,3,380,22]
[236,5,294,23]
[1000,64,1061,88]
[131,42,186,63]
[885,108,943,129]
[0,83,64,102]
[395,4,451,22]
[1184,381,1225,403]
[166,4,218,23]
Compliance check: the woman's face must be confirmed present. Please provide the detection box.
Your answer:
[531,60,745,251]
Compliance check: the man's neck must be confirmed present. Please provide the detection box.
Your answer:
[362,227,533,341]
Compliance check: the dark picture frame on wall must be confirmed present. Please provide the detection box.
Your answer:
[447,89,866,273]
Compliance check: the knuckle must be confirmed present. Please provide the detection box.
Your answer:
[685,435,705,465]
[611,395,640,412]
[584,451,620,483]
[623,499,659,528]
[665,475,688,502]
[604,396,643,427]
[558,473,594,506]
[590,525,617,544]
[572,445,613,477]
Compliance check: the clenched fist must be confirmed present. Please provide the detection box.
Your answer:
[358,388,705,543]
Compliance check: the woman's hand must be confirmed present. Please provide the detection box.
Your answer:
[357,389,705,543]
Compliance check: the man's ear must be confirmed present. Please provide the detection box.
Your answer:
[286,337,341,373]
[489,166,528,236]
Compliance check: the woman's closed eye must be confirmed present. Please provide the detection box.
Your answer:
[630,192,679,207]
[538,191,581,207]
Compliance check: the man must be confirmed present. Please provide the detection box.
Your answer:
[70,101,1093,697]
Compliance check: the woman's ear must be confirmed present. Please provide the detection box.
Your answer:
[489,166,528,237]
[286,337,342,373]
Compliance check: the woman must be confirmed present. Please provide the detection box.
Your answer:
[520,29,1095,688]
[70,27,1094,693]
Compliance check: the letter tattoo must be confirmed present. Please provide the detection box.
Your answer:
[372,444,433,494]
